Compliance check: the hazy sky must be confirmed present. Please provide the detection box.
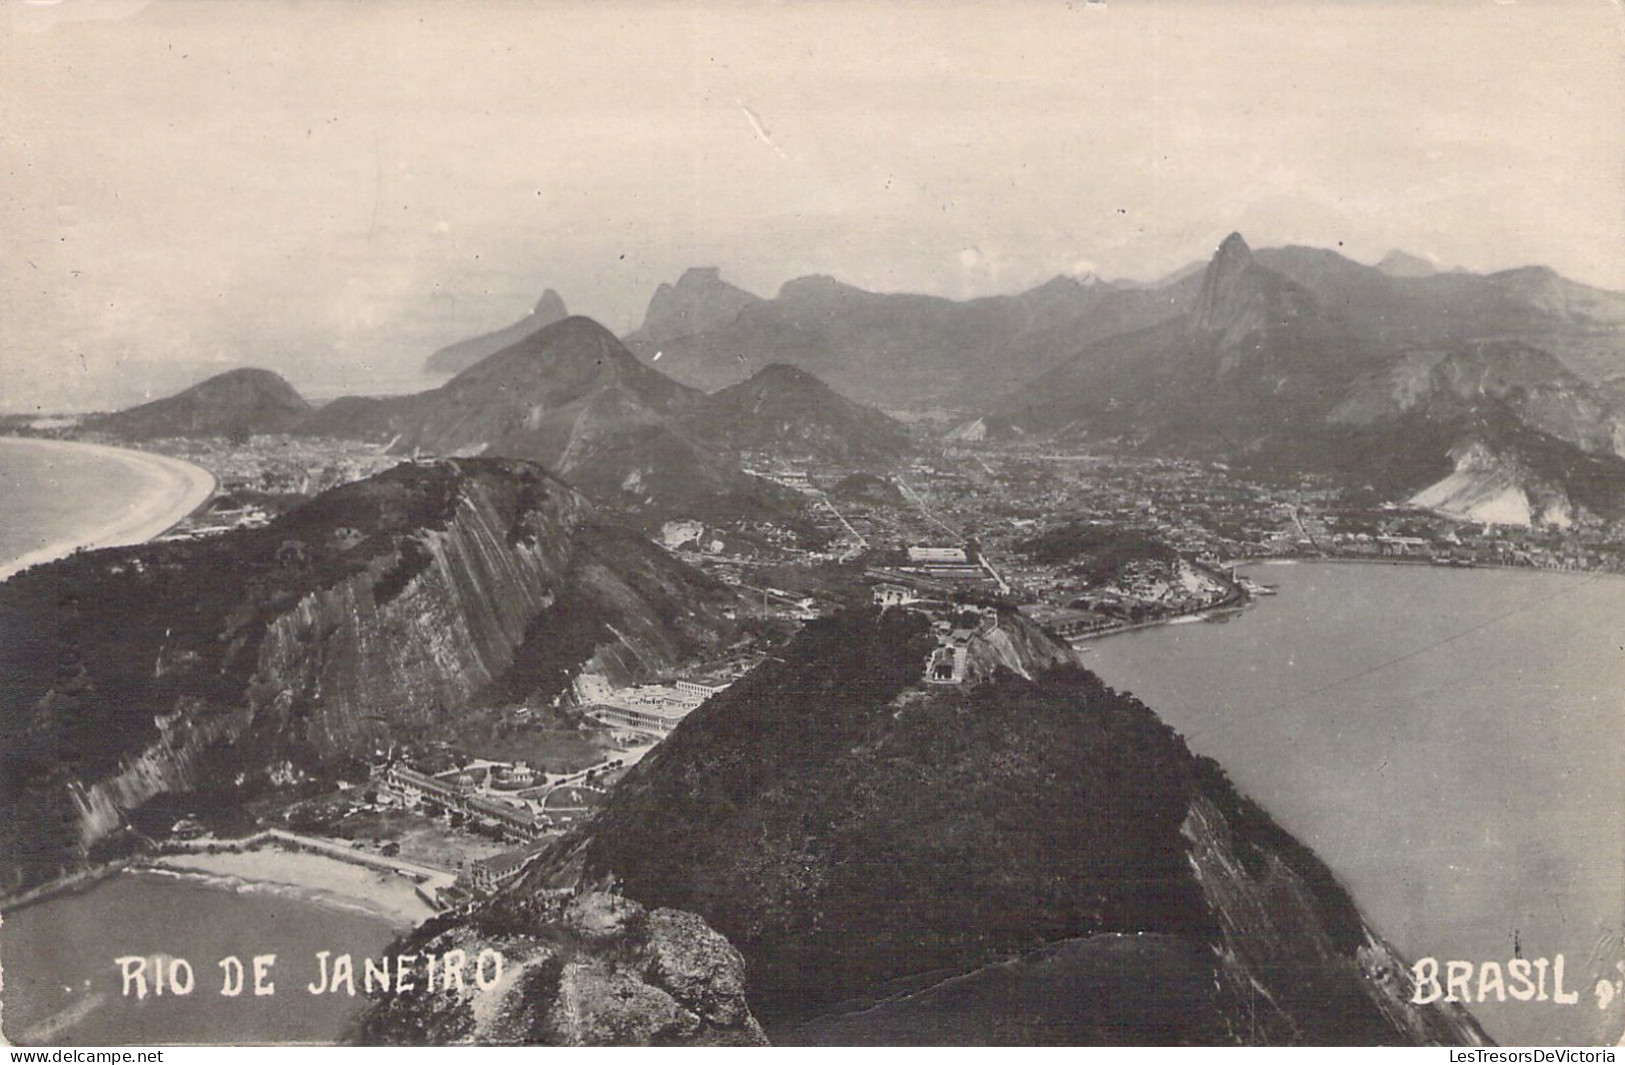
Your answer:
[3,0,1622,411]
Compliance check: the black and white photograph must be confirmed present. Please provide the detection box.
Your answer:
[1,0,1622,1049]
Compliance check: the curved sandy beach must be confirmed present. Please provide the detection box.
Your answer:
[148,848,439,929]
[0,436,215,582]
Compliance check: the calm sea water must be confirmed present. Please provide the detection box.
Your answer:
[0,871,400,1045]
[0,437,173,568]
[1085,562,1625,1046]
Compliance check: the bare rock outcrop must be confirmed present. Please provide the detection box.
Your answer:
[359,892,766,1046]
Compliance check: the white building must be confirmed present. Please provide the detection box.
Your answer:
[586,702,691,735]
[908,546,968,564]
[674,679,730,707]
[873,583,919,607]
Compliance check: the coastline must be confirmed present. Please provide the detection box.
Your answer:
[1081,559,1625,1046]
[0,438,442,940]
[0,435,216,582]
[3,839,445,930]
[142,848,438,930]
[0,858,135,914]
[1068,600,1247,648]
[1068,551,1614,651]
[1067,567,1249,647]
[3,846,419,1047]
[1239,552,1625,580]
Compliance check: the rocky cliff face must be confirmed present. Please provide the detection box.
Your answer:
[251,475,585,754]
[1329,341,1625,460]
[67,707,253,850]
[960,609,1078,682]
[1407,440,1575,527]
[0,459,737,890]
[360,892,766,1045]
[1180,791,1485,1045]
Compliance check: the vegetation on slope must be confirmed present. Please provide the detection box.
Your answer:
[384,608,1483,1044]
[556,610,1209,1024]
[0,458,735,890]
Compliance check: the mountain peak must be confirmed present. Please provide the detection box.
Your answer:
[1215,232,1253,264]
[777,274,862,301]
[1192,233,1262,335]
[524,315,638,362]
[424,287,573,375]
[208,367,302,391]
[1376,250,1438,279]
[688,361,910,465]
[85,366,311,439]
[533,288,569,320]
[749,362,821,388]
[453,315,648,386]
[676,266,724,288]
[630,268,762,348]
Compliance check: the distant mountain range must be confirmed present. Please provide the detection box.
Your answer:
[1248,245,1625,384]
[990,234,1625,524]
[84,236,1625,527]
[618,267,1197,407]
[422,288,569,375]
[417,244,1625,416]
[596,244,1625,421]
[93,316,912,526]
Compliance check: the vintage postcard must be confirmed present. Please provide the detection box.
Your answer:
[2,0,1622,1049]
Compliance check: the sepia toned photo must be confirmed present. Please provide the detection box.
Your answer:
[1,0,1622,1049]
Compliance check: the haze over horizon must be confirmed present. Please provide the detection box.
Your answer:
[4,0,1622,413]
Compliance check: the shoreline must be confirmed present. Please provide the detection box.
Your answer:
[1078,557,1625,1046]
[141,849,437,931]
[1069,552,1611,650]
[0,859,135,915]
[3,842,427,1046]
[4,834,448,930]
[0,435,216,582]
[144,828,455,929]
[3,830,452,929]
[1236,552,1625,581]
[1068,572,1249,647]
[1068,601,1247,647]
